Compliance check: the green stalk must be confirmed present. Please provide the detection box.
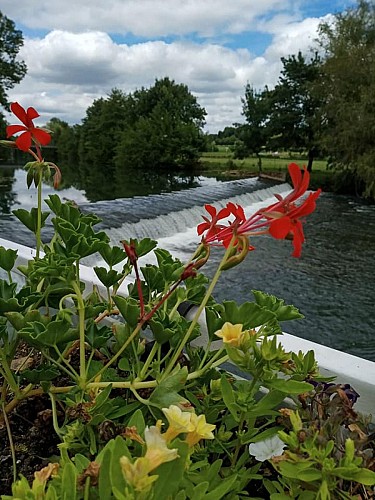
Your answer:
[162,238,235,378]
[72,265,87,387]
[36,174,43,259]
[48,392,64,438]
[137,341,159,380]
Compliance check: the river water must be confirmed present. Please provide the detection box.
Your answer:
[0,166,374,361]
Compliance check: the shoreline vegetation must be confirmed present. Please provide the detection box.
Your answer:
[199,150,335,194]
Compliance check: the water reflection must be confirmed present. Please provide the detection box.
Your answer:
[60,162,200,202]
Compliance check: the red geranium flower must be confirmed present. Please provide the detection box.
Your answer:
[268,189,321,257]
[197,204,232,240]
[6,102,51,152]
[198,163,321,257]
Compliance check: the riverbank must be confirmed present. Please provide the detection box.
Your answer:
[199,152,334,192]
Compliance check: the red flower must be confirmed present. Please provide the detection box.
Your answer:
[6,102,51,152]
[268,189,321,257]
[197,204,232,240]
[198,163,321,257]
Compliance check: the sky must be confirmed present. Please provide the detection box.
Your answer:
[2,0,355,133]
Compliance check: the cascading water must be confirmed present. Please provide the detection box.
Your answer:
[87,181,291,243]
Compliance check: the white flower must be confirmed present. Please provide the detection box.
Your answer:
[248,435,286,462]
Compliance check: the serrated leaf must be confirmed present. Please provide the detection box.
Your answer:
[252,290,303,321]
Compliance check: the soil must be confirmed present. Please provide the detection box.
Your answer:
[0,395,61,495]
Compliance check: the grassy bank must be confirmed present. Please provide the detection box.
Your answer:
[199,152,333,191]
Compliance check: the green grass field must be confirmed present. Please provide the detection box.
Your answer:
[199,151,331,190]
[200,151,328,172]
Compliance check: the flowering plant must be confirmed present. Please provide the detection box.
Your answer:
[0,103,374,499]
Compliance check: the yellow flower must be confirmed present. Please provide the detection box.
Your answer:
[185,413,216,447]
[120,456,157,493]
[120,426,178,493]
[162,405,195,442]
[215,322,244,347]
[144,425,179,470]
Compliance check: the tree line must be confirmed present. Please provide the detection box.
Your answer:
[1,1,375,200]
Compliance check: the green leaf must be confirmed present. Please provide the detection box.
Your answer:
[266,378,313,394]
[18,320,77,348]
[22,365,60,383]
[252,290,304,321]
[220,373,241,422]
[85,322,112,349]
[109,436,130,493]
[112,295,140,327]
[61,461,77,500]
[191,482,209,499]
[203,474,238,500]
[334,467,375,485]
[99,245,127,267]
[0,247,18,272]
[13,208,50,233]
[98,447,112,500]
[94,267,123,288]
[278,460,315,480]
[222,300,276,329]
[127,409,146,435]
[149,366,190,408]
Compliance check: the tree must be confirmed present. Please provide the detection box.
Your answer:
[266,52,322,172]
[315,0,375,199]
[0,11,27,108]
[235,85,272,171]
[115,77,206,171]
[78,88,130,173]
[46,117,80,169]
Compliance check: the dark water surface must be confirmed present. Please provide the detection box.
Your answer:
[0,166,374,361]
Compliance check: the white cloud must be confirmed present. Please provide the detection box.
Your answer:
[2,0,288,36]
[1,1,332,131]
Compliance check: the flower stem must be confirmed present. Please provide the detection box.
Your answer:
[36,176,42,259]
[72,265,86,387]
[162,239,235,378]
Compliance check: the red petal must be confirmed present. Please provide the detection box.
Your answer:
[204,204,216,217]
[15,132,32,151]
[6,124,27,137]
[216,206,231,219]
[10,102,28,126]
[269,217,292,239]
[32,128,51,145]
[26,107,40,122]
[288,163,302,188]
[290,190,321,218]
[291,221,304,257]
[197,222,209,235]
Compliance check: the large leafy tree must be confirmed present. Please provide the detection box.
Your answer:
[115,77,206,171]
[0,11,27,109]
[239,53,321,172]
[316,0,375,199]
[78,79,206,173]
[266,51,322,172]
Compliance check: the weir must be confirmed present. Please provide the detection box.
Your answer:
[82,179,292,243]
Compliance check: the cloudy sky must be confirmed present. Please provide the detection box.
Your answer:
[2,0,355,132]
